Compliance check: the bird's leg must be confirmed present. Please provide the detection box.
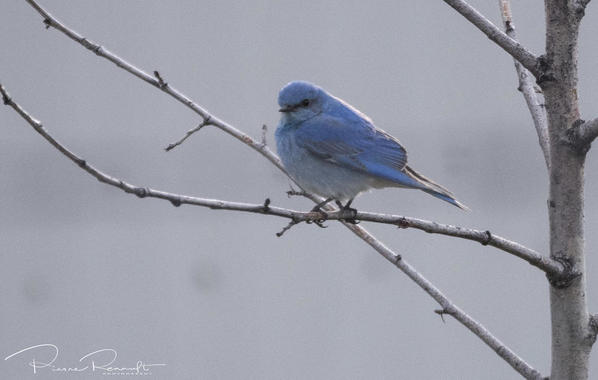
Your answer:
[335,199,359,224]
[306,197,333,228]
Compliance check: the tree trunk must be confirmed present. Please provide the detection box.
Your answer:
[543,1,592,378]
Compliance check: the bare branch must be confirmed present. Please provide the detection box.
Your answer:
[391,214,562,275]
[25,0,272,165]
[165,120,209,151]
[443,0,540,77]
[498,0,550,168]
[19,2,547,377]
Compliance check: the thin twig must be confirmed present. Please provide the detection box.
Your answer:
[443,0,540,77]
[498,0,550,168]
[2,81,543,379]
[19,2,547,377]
[165,120,209,151]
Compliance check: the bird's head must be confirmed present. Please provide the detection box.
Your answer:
[277,81,326,123]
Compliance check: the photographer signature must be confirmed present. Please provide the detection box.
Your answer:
[5,344,166,375]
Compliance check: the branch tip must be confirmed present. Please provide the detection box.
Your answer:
[165,121,206,151]
[276,219,300,237]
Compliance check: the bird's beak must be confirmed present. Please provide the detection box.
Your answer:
[278,105,296,113]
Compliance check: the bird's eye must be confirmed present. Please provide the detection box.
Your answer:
[301,99,310,107]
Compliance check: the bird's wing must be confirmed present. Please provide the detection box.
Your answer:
[296,115,410,183]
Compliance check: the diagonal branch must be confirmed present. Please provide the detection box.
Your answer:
[498,0,550,168]
[344,224,544,380]
[443,0,541,77]
[24,0,278,170]
[19,2,546,377]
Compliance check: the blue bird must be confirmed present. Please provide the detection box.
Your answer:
[275,81,468,216]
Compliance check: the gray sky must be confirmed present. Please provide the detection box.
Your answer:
[1,1,597,379]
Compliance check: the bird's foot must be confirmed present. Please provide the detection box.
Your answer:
[334,200,359,224]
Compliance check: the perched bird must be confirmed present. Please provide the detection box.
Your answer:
[275,81,467,215]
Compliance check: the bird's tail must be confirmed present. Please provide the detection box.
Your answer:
[404,166,469,210]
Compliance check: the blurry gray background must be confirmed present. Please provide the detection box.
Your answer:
[1,1,597,379]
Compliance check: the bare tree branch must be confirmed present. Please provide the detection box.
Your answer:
[164,119,209,152]
[390,214,562,275]
[443,0,541,77]
[24,0,278,170]
[0,85,567,278]
[498,0,550,168]
[18,2,547,377]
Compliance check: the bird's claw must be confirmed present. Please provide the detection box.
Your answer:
[306,209,329,228]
